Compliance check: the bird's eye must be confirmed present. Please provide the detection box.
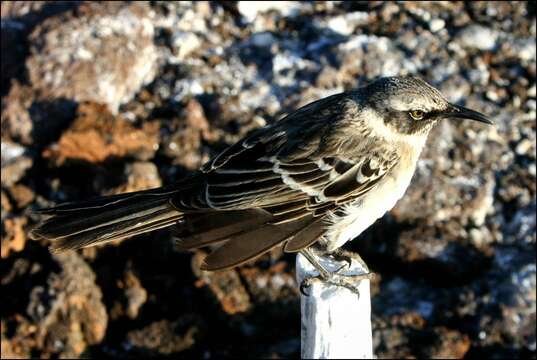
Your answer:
[409,110,425,120]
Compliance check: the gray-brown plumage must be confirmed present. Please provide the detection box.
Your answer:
[31,76,492,272]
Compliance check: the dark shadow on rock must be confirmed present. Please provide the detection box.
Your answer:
[348,218,493,287]
[465,343,534,359]
[1,21,28,96]
[82,233,300,358]
[28,154,152,207]
[0,241,60,320]
[29,98,78,149]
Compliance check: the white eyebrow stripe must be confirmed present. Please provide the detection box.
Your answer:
[387,97,441,113]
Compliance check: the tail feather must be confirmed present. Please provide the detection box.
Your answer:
[31,189,183,251]
[36,187,181,215]
[48,213,182,252]
[35,198,173,239]
[31,183,327,267]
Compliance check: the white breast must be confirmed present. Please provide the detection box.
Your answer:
[324,143,424,252]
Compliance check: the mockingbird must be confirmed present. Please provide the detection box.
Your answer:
[31,76,492,292]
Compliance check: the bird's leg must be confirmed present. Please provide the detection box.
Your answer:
[299,247,373,297]
[299,247,334,279]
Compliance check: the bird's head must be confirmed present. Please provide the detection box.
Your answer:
[361,76,492,136]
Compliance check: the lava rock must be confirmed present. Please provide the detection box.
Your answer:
[26,2,158,112]
[42,102,159,166]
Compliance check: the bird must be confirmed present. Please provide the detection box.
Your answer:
[30,76,492,291]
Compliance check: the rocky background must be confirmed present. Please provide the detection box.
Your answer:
[1,1,535,358]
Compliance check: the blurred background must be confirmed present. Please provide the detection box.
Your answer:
[1,1,535,358]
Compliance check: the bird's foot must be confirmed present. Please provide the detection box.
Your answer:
[299,248,373,297]
[324,248,370,273]
[299,271,373,297]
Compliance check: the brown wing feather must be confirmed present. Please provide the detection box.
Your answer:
[174,209,273,250]
[200,215,315,271]
[284,216,326,252]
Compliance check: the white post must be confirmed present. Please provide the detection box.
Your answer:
[296,253,373,359]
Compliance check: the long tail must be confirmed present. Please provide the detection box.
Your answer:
[32,186,327,269]
[30,188,184,252]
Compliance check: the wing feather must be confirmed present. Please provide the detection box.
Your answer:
[200,215,315,271]
[172,90,399,268]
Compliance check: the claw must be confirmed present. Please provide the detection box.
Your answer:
[338,255,353,269]
[299,277,320,296]
[334,262,350,274]
[300,279,311,296]
[328,253,352,269]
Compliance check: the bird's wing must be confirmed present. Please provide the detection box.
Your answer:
[173,147,398,270]
[171,91,399,214]
[172,93,400,270]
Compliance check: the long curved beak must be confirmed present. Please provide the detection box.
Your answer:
[443,103,493,125]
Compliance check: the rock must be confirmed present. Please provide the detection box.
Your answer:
[239,261,298,303]
[125,316,204,356]
[516,139,534,156]
[456,25,499,51]
[24,252,108,357]
[250,32,277,48]
[42,102,159,165]
[512,37,537,63]
[174,3,209,33]
[122,270,147,319]
[1,318,31,359]
[171,31,202,60]
[336,34,419,81]
[502,202,536,245]
[424,327,471,358]
[321,12,369,36]
[26,2,158,112]
[0,1,47,18]
[237,1,302,22]
[108,162,162,195]
[1,81,77,147]
[1,2,80,95]
[7,184,35,210]
[1,216,27,258]
[372,278,473,358]
[0,141,32,187]
[106,268,149,321]
[0,140,25,162]
[160,99,214,169]
[429,18,445,32]
[1,191,12,217]
[191,251,251,315]
[495,261,536,352]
